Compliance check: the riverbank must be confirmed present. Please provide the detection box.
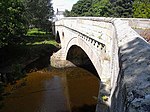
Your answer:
[0,32,59,81]
[0,31,59,108]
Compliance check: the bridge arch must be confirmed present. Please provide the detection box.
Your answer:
[64,36,102,79]
[66,45,99,78]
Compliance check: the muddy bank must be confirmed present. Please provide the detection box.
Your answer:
[0,44,59,84]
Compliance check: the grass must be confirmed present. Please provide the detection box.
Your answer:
[26,39,57,46]
[23,28,58,46]
[27,28,46,36]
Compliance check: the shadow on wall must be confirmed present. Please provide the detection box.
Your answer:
[111,37,150,112]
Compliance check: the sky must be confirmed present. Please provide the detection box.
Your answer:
[52,0,78,13]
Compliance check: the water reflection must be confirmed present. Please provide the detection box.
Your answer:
[0,67,99,112]
[65,68,99,112]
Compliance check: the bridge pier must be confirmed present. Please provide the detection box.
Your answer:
[50,49,76,68]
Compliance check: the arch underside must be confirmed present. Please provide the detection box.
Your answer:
[65,37,102,79]
[67,45,99,78]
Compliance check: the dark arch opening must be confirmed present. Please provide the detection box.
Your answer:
[66,45,99,78]
[55,31,61,43]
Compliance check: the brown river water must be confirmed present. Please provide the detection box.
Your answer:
[0,67,99,112]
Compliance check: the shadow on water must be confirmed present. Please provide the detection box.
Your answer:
[72,104,96,112]
[65,67,100,112]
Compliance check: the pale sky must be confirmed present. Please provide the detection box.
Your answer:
[52,0,78,13]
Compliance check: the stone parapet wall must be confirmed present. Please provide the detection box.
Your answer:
[55,17,114,56]
[121,18,150,29]
[110,19,150,112]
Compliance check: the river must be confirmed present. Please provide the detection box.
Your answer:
[0,67,99,112]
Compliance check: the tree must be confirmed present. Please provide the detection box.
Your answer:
[64,10,71,17]
[71,0,93,16]
[110,0,133,18]
[69,0,112,17]
[0,0,28,46]
[63,0,150,18]
[133,0,150,18]
[24,0,54,32]
[92,0,111,17]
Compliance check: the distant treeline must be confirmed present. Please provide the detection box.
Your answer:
[64,0,150,18]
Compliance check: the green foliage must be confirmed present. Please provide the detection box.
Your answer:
[133,0,150,18]
[64,10,72,17]
[71,0,93,16]
[0,0,54,47]
[27,28,46,36]
[102,95,108,101]
[66,0,149,18]
[66,0,112,17]
[110,0,133,18]
[92,0,110,17]
[0,0,29,46]
[24,0,54,32]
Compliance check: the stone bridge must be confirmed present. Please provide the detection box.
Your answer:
[51,17,150,112]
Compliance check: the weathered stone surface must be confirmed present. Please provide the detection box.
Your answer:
[119,38,150,112]
[50,49,75,68]
[121,18,150,29]
[112,19,150,112]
